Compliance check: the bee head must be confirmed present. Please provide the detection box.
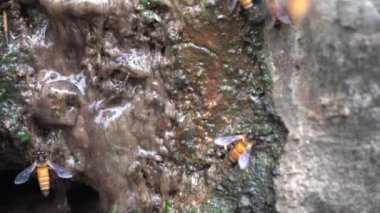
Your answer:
[35,150,47,163]
[246,133,256,142]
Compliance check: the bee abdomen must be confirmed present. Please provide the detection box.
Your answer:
[229,149,241,162]
[287,0,310,22]
[229,141,247,162]
[239,0,253,9]
[37,166,50,197]
[41,189,49,197]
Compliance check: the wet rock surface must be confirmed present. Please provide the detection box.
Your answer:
[5,0,378,212]
[1,0,286,212]
[268,0,380,212]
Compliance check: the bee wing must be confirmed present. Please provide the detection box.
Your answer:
[266,0,291,24]
[47,161,72,179]
[277,1,292,24]
[214,135,244,146]
[238,144,253,169]
[14,162,37,184]
[227,0,238,13]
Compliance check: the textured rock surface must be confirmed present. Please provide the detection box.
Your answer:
[268,0,380,212]
[0,0,286,212]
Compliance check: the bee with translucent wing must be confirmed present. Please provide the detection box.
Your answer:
[214,133,258,169]
[14,150,72,196]
[266,0,310,25]
[227,0,310,25]
[227,0,253,13]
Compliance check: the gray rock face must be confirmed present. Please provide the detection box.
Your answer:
[267,0,380,212]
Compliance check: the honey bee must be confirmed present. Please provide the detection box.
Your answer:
[3,10,9,46]
[227,0,310,24]
[267,0,310,24]
[227,0,253,13]
[14,150,72,196]
[214,133,258,169]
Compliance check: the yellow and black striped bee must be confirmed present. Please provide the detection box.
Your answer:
[14,150,72,196]
[227,0,253,13]
[267,0,310,24]
[214,133,258,169]
[227,0,310,24]
[3,10,9,46]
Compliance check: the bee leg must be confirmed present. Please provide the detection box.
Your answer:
[254,143,269,150]
[264,13,277,29]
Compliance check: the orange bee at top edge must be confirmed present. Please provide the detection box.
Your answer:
[214,133,258,169]
[14,150,72,197]
[3,10,9,46]
[227,0,253,13]
[267,0,310,24]
[227,0,310,25]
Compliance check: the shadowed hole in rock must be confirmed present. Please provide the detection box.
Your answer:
[160,46,166,55]
[0,170,57,213]
[109,69,146,87]
[66,182,101,213]
[110,70,126,81]
[168,189,178,197]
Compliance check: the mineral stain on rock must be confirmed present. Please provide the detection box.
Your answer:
[0,0,287,212]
